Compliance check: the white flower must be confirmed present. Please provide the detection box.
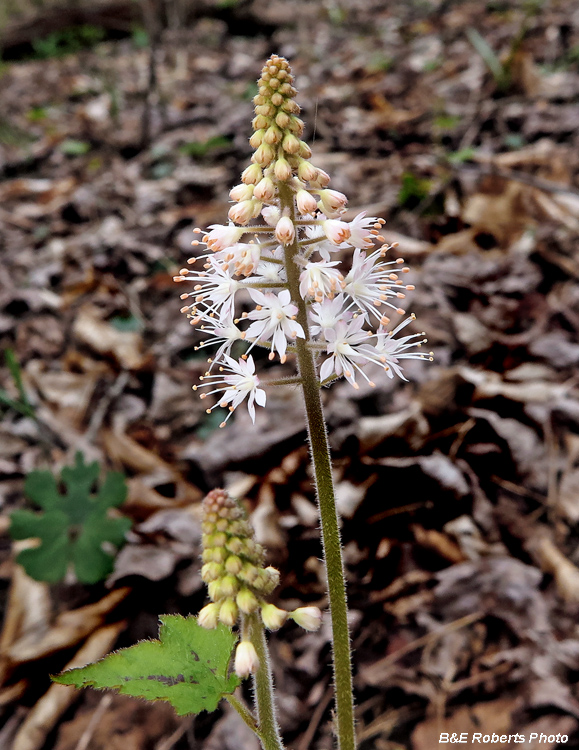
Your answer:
[195,355,266,426]
[234,640,260,678]
[308,295,352,336]
[194,313,246,370]
[205,223,245,253]
[261,205,281,227]
[187,258,242,321]
[217,242,262,277]
[246,289,305,363]
[319,316,376,389]
[299,260,344,302]
[347,212,378,249]
[343,247,405,325]
[360,316,431,381]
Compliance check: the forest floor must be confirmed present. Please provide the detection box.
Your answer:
[1,1,579,749]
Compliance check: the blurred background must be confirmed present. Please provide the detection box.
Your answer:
[1,0,579,748]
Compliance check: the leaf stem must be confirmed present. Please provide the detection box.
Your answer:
[226,692,263,738]
[278,182,356,750]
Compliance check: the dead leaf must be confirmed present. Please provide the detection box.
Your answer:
[73,305,146,370]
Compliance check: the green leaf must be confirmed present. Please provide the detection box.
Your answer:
[10,453,130,584]
[60,139,91,156]
[54,617,240,715]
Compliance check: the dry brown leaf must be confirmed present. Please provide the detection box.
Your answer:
[102,429,176,475]
[12,621,126,750]
[411,524,467,564]
[411,696,522,750]
[72,305,146,370]
[7,587,130,665]
[533,536,579,603]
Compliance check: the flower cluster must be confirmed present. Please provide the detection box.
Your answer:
[175,55,432,426]
[198,489,322,678]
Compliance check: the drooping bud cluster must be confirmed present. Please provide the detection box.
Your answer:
[198,489,322,678]
[175,55,432,427]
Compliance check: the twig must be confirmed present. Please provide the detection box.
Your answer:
[296,684,333,750]
[85,370,130,444]
[74,693,113,750]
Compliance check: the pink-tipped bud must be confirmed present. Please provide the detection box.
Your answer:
[313,168,331,187]
[253,177,276,201]
[275,216,295,245]
[229,183,254,202]
[219,598,238,627]
[322,219,351,245]
[297,160,317,182]
[228,200,258,225]
[198,602,220,629]
[274,156,292,181]
[296,189,318,215]
[318,189,347,215]
[290,606,322,631]
[241,164,263,185]
[261,603,288,630]
[235,640,260,678]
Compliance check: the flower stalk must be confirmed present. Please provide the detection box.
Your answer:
[179,55,432,750]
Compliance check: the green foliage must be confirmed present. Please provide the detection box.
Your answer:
[131,26,149,50]
[31,25,106,60]
[398,172,431,210]
[54,616,240,715]
[446,147,477,165]
[109,314,143,332]
[60,139,91,156]
[0,349,35,418]
[10,453,130,584]
[433,113,461,132]
[466,28,511,91]
[179,136,232,158]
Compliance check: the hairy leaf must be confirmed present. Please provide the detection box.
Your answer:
[54,616,240,715]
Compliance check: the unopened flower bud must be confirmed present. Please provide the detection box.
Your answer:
[253,177,276,201]
[275,111,291,128]
[228,200,256,225]
[318,189,348,215]
[198,602,220,629]
[282,133,300,154]
[296,189,318,215]
[275,216,295,245]
[229,184,254,202]
[297,160,318,182]
[241,164,262,185]
[299,141,312,158]
[225,554,243,575]
[261,566,280,594]
[220,574,239,597]
[323,219,351,245]
[261,603,288,630]
[290,606,322,631]
[219,598,238,627]
[235,640,260,678]
[237,587,259,614]
[263,125,282,145]
[201,562,224,582]
[313,168,331,187]
[252,114,269,130]
[262,205,281,227]
[274,157,292,181]
[254,143,275,166]
[249,129,265,149]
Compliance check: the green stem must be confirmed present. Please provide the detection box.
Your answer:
[278,182,356,750]
[249,615,285,750]
[226,692,264,739]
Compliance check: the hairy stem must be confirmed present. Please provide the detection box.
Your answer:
[249,614,285,750]
[278,182,356,750]
[226,692,262,738]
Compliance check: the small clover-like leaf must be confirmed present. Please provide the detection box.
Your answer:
[54,616,240,715]
[10,453,130,584]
